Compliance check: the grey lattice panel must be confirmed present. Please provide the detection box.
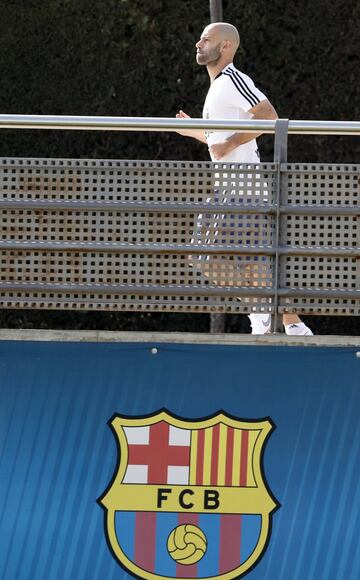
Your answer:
[0,159,358,314]
[279,164,359,314]
[0,159,277,313]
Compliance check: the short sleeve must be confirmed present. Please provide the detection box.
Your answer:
[223,68,267,112]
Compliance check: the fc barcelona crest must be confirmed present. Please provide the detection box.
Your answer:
[98,410,279,580]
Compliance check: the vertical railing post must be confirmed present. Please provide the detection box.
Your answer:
[209,0,225,334]
[272,119,289,332]
[209,0,223,22]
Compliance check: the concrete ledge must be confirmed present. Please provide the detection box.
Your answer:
[0,329,359,347]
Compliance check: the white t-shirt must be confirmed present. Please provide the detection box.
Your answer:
[203,63,267,163]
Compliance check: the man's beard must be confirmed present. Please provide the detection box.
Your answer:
[196,43,222,66]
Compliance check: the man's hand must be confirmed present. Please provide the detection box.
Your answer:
[175,110,207,143]
[209,140,232,160]
[175,110,192,136]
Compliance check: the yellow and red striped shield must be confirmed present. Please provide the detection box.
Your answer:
[98,410,279,580]
[191,418,262,488]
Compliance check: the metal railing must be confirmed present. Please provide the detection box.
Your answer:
[0,114,359,135]
[0,116,359,318]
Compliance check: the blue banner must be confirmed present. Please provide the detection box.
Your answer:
[0,339,359,579]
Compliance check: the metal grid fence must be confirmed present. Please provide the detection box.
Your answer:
[0,157,358,315]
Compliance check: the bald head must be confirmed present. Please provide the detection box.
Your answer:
[208,22,240,54]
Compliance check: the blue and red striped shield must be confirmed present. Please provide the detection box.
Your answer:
[98,411,278,580]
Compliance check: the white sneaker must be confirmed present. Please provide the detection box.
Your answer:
[285,322,313,336]
[249,313,272,335]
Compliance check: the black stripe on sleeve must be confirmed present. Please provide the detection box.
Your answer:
[223,68,261,108]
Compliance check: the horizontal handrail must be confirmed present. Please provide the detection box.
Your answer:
[0,115,359,135]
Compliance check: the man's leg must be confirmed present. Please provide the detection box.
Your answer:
[191,190,314,336]
[248,312,272,334]
[249,313,313,335]
[282,314,313,336]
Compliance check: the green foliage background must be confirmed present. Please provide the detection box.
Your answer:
[0,0,359,334]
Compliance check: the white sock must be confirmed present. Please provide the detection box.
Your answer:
[285,322,313,336]
[249,313,272,334]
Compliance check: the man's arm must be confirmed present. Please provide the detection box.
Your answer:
[209,99,278,160]
[175,110,207,143]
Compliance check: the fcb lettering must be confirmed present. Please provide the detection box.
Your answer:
[157,488,220,510]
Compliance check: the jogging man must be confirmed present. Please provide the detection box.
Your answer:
[176,22,313,335]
